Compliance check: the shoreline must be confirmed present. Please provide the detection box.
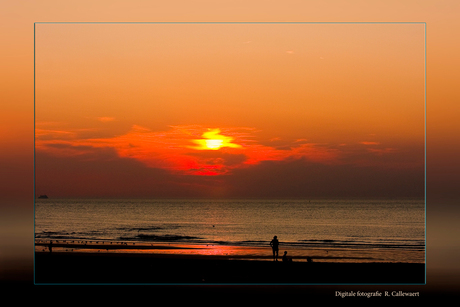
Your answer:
[34,250,425,284]
[34,239,425,264]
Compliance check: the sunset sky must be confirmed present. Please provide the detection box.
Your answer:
[34,22,425,198]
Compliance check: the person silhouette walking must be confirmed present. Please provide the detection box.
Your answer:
[270,236,279,261]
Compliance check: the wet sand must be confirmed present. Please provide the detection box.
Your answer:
[34,239,425,263]
[34,250,425,284]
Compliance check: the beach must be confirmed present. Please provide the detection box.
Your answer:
[34,244,425,284]
[34,198,425,284]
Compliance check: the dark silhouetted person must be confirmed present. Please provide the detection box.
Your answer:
[283,251,293,263]
[270,236,279,261]
[282,251,288,262]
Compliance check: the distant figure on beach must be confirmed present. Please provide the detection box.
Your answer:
[270,236,279,261]
[282,251,288,262]
[282,251,293,263]
[49,240,53,253]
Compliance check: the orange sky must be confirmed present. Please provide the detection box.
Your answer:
[35,23,424,145]
[32,22,425,198]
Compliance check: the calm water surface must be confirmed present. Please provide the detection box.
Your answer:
[35,198,425,259]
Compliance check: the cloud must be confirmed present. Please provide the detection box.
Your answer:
[35,128,76,141]
[36,124,343,176]
[36,123,422,180]
[97,117,116,122]
[35,125,424,198]
[358,141,399,156]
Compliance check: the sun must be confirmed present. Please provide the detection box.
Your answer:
[205,139,224,150]
[191,128,242,150]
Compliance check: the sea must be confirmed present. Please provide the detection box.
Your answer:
[34,198,425,263]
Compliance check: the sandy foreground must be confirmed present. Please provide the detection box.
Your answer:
[34,245,425,284]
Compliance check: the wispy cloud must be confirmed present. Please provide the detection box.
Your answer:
[97,117,116,123]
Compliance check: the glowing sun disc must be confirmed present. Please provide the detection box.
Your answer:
[190,128,242,151]
[205,139,224,150]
